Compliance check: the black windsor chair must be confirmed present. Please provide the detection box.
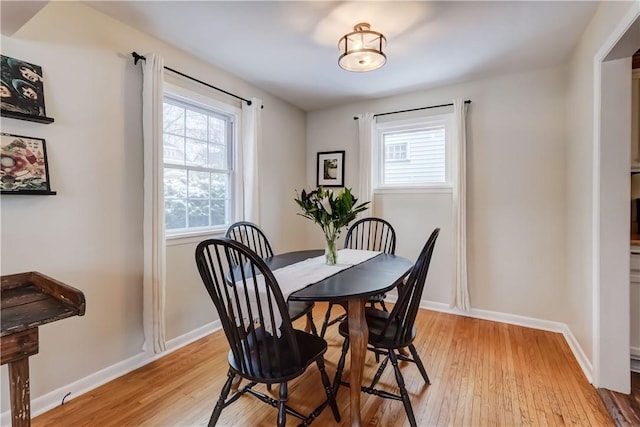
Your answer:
[333,227,440,427]
[226,221,317,336]
[195,237,341,427]
[319,217,397,338]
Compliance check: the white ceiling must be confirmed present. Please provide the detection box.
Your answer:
[10,1,600,111]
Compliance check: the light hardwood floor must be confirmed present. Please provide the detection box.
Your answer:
[33,303,613,426]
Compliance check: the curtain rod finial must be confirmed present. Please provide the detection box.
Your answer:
[130,50,259,107]
[131,52,145,65]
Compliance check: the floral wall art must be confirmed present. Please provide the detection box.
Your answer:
[1,133,53,193]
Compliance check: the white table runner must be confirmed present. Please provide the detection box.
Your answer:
[273,249,380,298]
[233,249,380,333]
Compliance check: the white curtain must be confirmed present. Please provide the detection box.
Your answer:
[357,112,375,217]
[241,98,262,223]
[451,98,470,311]
[142,54,167,354]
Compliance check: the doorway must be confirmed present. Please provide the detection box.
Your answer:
[596,10,639,394]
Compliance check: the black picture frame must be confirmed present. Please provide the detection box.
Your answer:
[1,133,55,195]
[317,150,345,187]
[1,55,54,124]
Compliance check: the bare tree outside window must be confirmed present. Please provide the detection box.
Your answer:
[163,96,234,233]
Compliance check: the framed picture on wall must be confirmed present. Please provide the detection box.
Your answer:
[0,55,53,124]
[1,133,54,194]
[317,150,345,187]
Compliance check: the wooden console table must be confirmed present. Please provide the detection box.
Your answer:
[1,272,85,427]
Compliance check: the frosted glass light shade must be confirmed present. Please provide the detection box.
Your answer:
[338,23,386,72]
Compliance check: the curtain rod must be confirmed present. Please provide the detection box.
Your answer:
[353,100,471,120]
[131,52,261,108]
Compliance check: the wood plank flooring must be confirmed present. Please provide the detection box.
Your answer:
[598,372,640,426]
[32,303,614,426]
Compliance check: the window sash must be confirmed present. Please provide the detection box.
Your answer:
[162,94,236,235]
[376,115,450,188]
[385,142,408,162]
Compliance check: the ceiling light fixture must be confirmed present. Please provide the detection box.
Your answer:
[338,22,386,72]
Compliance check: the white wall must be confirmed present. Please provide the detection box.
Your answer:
[566,0,638,391]
[2,0,637,417]
[307,67,568,320]
[374,191,453,303]
[0,1,307,414]
[598,57,632,391]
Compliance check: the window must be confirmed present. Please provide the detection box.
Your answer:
[375,114,452,188]
[163,93,238,236]
[385,142,408,162]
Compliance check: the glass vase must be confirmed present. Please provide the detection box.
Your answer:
[324,232,338,265]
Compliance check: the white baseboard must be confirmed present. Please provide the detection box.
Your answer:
[632,347,640,373]
[2,302,626,425]
[0,320,220,427]
[385,295,595,384]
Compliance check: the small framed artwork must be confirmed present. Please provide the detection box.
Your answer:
[1,55,53,124]
[317,150,345,187]
[1,133,55,194]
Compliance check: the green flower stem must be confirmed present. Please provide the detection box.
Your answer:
[324,229,338,265]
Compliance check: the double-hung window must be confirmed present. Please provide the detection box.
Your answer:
[162,88,240,237]
[374,114,453,189]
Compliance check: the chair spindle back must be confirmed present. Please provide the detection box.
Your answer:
[225,221,274,261]
[195,237,301,380]
[382,228,440,345]
[344,217,396,254]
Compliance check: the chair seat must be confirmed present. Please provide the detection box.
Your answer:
[334,228,439,427]
[368,293,386,302]
[287,300,315,322]
[229,328,327,383]
[338,307,416,349]
[197,237,340,426]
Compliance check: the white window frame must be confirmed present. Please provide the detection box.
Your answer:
[384,141,409,162]
[163,82,242,244]
[373,113,454,193]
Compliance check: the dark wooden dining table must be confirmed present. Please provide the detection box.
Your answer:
[263,250,413,427]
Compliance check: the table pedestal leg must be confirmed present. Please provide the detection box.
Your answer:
[9,358,30,427]
[348,298,368,427]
